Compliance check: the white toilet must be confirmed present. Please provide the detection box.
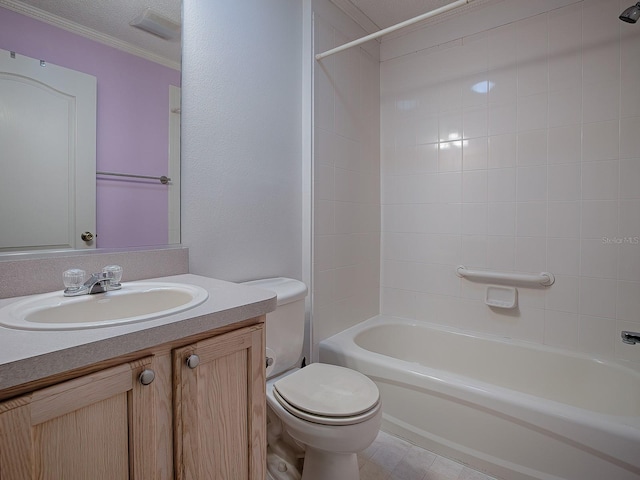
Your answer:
[242,277,382,480]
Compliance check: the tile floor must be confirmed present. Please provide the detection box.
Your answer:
[358,431,498,480]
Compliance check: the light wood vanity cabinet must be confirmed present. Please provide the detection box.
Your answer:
[173,324,265,480]
[0,323,266,480]
[0,356,159,480]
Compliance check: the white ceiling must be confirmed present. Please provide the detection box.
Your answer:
[338,0,459,30]
[329,0,491,35]
[4,0,487,69]
[3,0,181,67]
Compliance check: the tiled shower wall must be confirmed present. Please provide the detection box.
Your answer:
[312,0,381,354]
[380,0,640,364]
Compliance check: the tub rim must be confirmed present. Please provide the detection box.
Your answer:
[319,314,640,471]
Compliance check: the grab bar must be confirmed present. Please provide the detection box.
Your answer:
[456,265,555,287]
[97,171,170,185]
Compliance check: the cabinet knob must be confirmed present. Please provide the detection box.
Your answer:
[138,369,155,385]
[186,354,200,369]
[266,357,274,368]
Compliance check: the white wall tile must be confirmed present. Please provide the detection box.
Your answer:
[462,203,488,235]
[548,125,581,165]
[516,15,548,97]
[579,276,616,318]
[621,30,640,118]
[578,314,616,358]
[548,202,581,238]
[488,133,517,168]
[620,159,640,200]
[548,87,582,127]
[487,23,516,70]
[488,202,516,236]
[487,236,515,270]
[544,310,579,350]
[580,238,618,279]
[515,237,546,273]
[581,200,618,239]
[462,170,488,203]
[313,4,380,347]
[546,275,579,313]
[517,166,547,202]
[582,43,619,85]
[617,281,640,322]
[416,115,439,145]
[548,163,581,201]
[375,0,639,363]
[619,199,640,238]
[582,80,620,123]
[488,102,518,136]
[488,168,516,202]
[618,240,640,282]
[517,93,548,131]
[488,69,518,105]
[463,107,488,140]
[461,235,487,268]
[516,202,547,237]
[582,120,619,162]
[463,137,488,170]
[517,129,548,166]
[547,238,580,276]
[438,142,463,172]
[582,161,619,201]
[438,172,462,203]
[620,116,640,159]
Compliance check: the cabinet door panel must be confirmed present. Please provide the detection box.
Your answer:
[0,357,158,480]
[174,325,265,480]
[199,350,248,478]
[34,394,129,480]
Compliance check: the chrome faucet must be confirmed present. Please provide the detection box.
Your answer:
[621,331,640,345]
[63,265,122,297]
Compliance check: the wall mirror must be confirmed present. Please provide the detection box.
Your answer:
[0,0,181,253]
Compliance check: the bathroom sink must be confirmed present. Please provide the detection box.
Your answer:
[0,282,209,330]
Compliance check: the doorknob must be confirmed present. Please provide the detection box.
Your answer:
[81,231,94,242]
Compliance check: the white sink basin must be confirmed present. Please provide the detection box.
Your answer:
[0,282,209,330]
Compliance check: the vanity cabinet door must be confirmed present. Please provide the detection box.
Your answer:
[173,324,266,480]
[0,357,159,480]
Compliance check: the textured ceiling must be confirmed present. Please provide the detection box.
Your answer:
[329,0,491,36]
[346,0,458,29]
[8,0,487,68]
[8,0,181,66]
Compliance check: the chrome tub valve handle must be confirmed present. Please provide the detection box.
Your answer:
[621,331,640,345]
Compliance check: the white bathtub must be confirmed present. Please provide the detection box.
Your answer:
[319,315,640,480]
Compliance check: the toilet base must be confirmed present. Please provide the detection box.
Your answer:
[301,448,359,480]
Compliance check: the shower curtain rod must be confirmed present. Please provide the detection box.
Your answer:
[315,0,473,61]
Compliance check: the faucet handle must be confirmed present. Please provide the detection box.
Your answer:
[102,265,122,289]
[63,269,86,292]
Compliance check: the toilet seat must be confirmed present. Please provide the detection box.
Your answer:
[273,363,380,426]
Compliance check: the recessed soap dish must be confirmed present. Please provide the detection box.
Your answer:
[485,285,518,309]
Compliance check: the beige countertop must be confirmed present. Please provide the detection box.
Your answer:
[0,274,276,392]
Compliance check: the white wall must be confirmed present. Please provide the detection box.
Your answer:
[380,0,640,365]
[181,0,303,282]
[311,0,381,354]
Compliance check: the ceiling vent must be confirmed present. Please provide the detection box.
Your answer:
[130,8,180,41]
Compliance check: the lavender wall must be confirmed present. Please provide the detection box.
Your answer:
[0,7,181,248]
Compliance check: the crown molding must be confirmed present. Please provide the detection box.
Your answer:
[0,0,180,71]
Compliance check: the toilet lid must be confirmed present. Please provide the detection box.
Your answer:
[273,363,379,417]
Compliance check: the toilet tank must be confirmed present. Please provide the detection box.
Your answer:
[240,277,307,378]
